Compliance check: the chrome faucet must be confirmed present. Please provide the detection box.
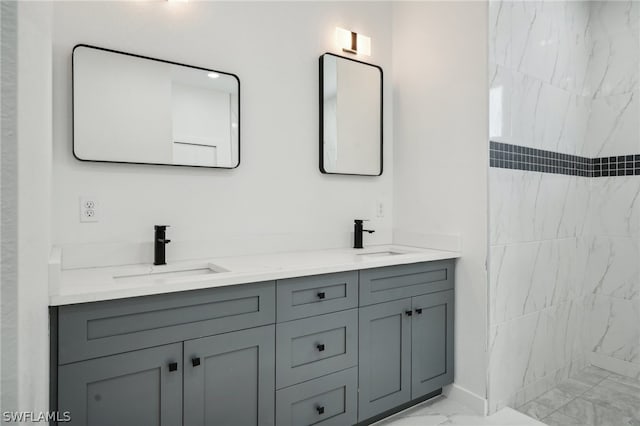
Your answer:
[354,219,375,249]
[154,225,171,265]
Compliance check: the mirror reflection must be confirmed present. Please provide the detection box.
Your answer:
[320,53,382,176]
[73,45,240,168]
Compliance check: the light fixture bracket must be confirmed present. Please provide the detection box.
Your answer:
[335,27,371,56]
[342,31,358,54]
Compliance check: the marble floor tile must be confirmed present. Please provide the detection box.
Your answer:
[542,411,585,426]
[582,379,640,418]
[554,378,593,396]
[444,410,546,426]
[383,367,640,426]
[570,365,611,386]
[376,397,544,426]
[517,365,640,426]
[557,397,639,426]
[531,388,575,412]
[517,400,555,420]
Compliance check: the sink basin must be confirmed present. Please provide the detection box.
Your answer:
[357,250,407,258]
[113,262,228,284]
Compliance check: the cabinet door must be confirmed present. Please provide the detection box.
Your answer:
[58,343,182,426]
[183,325,275,426]
[358,298,412,422]
[411,290,454,399]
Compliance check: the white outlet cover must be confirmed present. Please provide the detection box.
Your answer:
[80,196,99,223]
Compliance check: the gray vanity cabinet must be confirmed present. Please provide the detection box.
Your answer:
[183,325,275,426]
[357,288,455,422]
[53,260,455,426]
[58,343,183,426]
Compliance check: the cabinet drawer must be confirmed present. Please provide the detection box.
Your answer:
[276,271,357,322]
[359,260,454,306]
[276,367,357,426]
[58,282,275,364]
[276,309,357,389]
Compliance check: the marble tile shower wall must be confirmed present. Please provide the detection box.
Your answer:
[581,1,640,384]
[488,0,640,414]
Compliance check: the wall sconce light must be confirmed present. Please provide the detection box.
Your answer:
[335,27,371,56]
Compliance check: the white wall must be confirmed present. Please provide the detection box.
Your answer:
[17,1,52,414]
[52,1,394,268]
[41,0,491,413]
[392,1,489,410]
[0,0,52,415]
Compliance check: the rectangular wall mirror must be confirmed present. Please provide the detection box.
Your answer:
[73,45,240,168]
[319,53,382,176]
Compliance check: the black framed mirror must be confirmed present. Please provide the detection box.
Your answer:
[73,44,240,169]
[319,53,383,176]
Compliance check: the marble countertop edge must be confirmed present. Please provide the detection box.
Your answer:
[49,244,460,306]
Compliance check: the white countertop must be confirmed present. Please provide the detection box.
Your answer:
[49,244,460,306]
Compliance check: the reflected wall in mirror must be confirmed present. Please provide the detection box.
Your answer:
[319,53,382,176]
[73,45,240,168]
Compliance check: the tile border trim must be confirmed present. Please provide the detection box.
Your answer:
[489,141,640,177]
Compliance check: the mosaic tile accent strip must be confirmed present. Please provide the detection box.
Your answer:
[489,141,640,177]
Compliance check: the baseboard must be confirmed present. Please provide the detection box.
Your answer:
[359,388,443,425]
[443,383,487,415]
[589,352,640,379]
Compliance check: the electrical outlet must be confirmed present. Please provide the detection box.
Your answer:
[376,201,385,218]
[80,196,99,223]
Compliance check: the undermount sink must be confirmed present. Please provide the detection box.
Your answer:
[357,250,407,258]
[113,262,228,284]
